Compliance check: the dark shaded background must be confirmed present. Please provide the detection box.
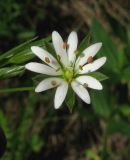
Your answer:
[0,0,130,160]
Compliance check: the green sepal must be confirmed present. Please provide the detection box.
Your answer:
[65,86,75,113]
[87,72,108,81]
[78,32,91,54]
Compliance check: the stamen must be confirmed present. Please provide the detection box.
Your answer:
[88,70,91,73]
[56,68,60,72]
[87,56,93,64]
[74,50,79,56]
[51,80,57,86]
[63,42,69,49]
[45,57,50,63]
[57,55,61,61]
[83,83,88,88]
[79,65,83,70]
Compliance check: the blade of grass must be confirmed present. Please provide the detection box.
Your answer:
[0,87,34,93]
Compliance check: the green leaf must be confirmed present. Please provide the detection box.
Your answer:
[0,65,25,79]
[87,72,108,81]
[32,75,49,85]
[44,41,56,57]
[85,149,101,160]
[0,111,13,139]
[17,31,36,40]
[30,134,44,152]
[65,87,75,113]
[78,32,91,53]
[122,66,130,82]
[119,105,130,116]
[7,38,48,64]
[90,88,111,118]
[0,36,51,65]
[0,37,37,61]
[91,19,120,74]
[8,51,35,64]
[108,119,130,138]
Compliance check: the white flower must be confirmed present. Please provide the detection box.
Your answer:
[25,31,107,109]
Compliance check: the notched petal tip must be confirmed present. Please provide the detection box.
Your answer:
[70,30,77,35]
[35,84,44,93]
[93,42,102,51]
[99,85,103,90]
[104,56,107,60]
[96,83,103,90]
[87,99,91,104]
[52,31,59,37]
[35,88,39,93]
[102,56,107,63]
[25,64,28,69]
[25,63,31,70]
[52,30,58,34]
[54,104,61,109]
[97,42,102,46]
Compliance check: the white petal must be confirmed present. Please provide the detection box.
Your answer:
[79,57,107,74]
[52,31,68,65]
[25,62,61,75]
[31,46,59,69]
[54,81,68,109]
[67,31,78,63]
[71,81,90,104]
[35,78,63,92]
[76,76,103,90]
[76,42,102,66]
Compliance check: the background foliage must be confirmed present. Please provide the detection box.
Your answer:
[0,0,130,160]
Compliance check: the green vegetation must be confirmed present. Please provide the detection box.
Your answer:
[0,0,130,159]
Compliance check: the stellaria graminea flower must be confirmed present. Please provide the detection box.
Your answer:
[25,31,107,109]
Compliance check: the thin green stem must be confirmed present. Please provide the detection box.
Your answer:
[0,87,34,93]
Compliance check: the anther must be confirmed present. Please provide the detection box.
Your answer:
[57,55,61,61]
[88,70,91,73]
[87,56,93,64]
[56,68,60,72]
[83,83,88,88]
[51,80,57,86]
[45,57,50,63]
[63,42,69,49]
[79,65,83,70]
[74,50,79,56]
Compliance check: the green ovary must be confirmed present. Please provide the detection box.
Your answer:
[63,68,75,83]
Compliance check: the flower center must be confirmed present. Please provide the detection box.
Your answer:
[63,67,74,83]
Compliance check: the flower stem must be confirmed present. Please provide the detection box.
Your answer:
[0,87,34,93]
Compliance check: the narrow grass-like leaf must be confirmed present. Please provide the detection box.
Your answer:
[44,41,56,57]
[0,37,37,61]
[0,87,34,93]
[0,36,51,65]
[7,38,50,64]
[8,51,35,64]
[78,32,91,53]
[91,89,111,119]
[91,19,120,74]
[0,66,25,79]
